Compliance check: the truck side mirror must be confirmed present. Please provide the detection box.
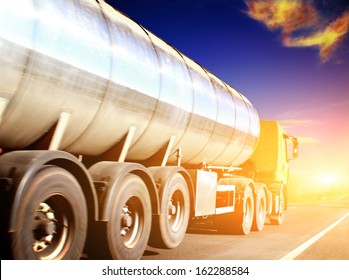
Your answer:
[285,135,299,162]
[291,137,299,159]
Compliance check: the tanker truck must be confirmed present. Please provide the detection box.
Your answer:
[0,0,298,260]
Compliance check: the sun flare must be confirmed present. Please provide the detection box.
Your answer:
[310,169,348,195]
[319,172,341,187]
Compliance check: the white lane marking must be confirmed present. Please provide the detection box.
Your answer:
[280,211,349,260]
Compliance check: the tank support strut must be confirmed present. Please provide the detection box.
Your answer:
[0,97,8,126]
[49,111,71,151]
[118,126,137,163]
[161,135,176,167]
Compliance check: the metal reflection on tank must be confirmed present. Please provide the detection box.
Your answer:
[0,0,259,167]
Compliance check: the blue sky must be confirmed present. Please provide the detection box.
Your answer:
[109,0,349,118]
[107,0,349,192]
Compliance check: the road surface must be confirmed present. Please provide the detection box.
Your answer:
[141,197,349,260]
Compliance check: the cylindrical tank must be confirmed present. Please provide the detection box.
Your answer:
[0,0,259,167]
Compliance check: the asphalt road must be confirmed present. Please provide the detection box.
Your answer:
[141,197,349,260]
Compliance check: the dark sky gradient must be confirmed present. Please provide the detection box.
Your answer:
[106,0,349,191]
[109,0,349,118]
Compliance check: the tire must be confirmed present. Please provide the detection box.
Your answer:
[12,166,87,260]
[217,185,254,235]
[150,173,190,249]
[270,190,285,225]
[106,174,151,260]
[252,188,266,231]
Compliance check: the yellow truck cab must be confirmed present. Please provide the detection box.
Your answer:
[241,120,299,225]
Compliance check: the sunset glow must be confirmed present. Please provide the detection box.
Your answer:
[319,172,342,188]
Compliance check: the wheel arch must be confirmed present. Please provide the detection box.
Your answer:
[0,150,98,233]
[148,166,194,216]
[88,161,159,221]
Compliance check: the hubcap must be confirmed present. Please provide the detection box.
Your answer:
[31,196,73,260]
[120,197,143,248]
[258,198,265,220]
[167,190,184,232]
[33,203,57,253]
[245,197,253,224]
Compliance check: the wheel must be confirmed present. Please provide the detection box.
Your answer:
[106,174,151,260]
[150,173,190,249]
[252,188,266,231]
[12,166,87,259]
[216,184,254,235]
[270,189,285,225]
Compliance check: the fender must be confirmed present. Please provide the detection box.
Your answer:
[218,176,256,206]
[219,176,255,191]
[148,166,194,214]
[89,161,159,221]
[0,150,98,232]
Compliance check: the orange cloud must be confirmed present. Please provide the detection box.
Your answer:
[246,0,349,62]
[284,11,349,62]
[246,0,318,33]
